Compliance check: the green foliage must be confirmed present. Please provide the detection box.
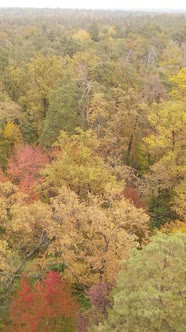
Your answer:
[143,99,186,226]
[7,54,65,141]
[95,233,186,332]
[148,190,177,229]
[72,283,91,310]
[40,77,87,146]
[0,10,186,330]
[89,22,100,42]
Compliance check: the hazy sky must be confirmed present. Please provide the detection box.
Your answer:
[0,0,185,10]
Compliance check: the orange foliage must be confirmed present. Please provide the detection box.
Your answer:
[9,271,79,332]
[0,168,8,183]
[123,186,145,209]
[160,220,186,234]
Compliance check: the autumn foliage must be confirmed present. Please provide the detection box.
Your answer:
[0,9,186,332]
[123,186,145,209]
[0,168,8,183]
[9,271,79,332]
[7,144,48,199]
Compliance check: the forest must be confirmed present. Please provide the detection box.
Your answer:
[0,8,186,331]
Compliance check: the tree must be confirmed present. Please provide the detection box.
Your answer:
[0,168,8,182]
[159,41,183,76]
[7,55,66,141]
[40,77,87,146]
[87,282,111,326]
[171,178,186,220]
[143,100,186,225]
[45,185,149,287]
[89,22,100,42]
[9,271,79,332]
[0,181,53,300]
[0,92,22,126]
[0,122,23,168]
[94,233,186,332]
[7,144,48,199]
[170,67,186,102]
[87,92,108,138]
[72,29,92,51]
[41,129,119,199]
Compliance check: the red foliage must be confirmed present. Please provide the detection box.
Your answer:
[7,144,49,199]
[123,186,145,209]
[9,271,79,332]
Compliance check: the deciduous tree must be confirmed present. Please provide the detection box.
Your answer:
[7,144,48,198]
[94,233,186,332]
[9,271,79,332]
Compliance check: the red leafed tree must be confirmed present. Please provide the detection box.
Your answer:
[7,144,49,199]
[9,271,79,332]
[123,186,145,209]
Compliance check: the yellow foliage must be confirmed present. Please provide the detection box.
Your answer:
[143,101,186,192]
[159,41,183,75]
[87,92,108,137]
[73,29,91,41]
[160,220,186,235]
[45,186,149,286]
[0,181,53,286]
[42,129,122,199]
[2,122,23,144]
[170,67,186,101]
[7,55,66,135]
[0,240,14,283]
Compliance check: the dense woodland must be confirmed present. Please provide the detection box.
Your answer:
[0,9,186,331]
